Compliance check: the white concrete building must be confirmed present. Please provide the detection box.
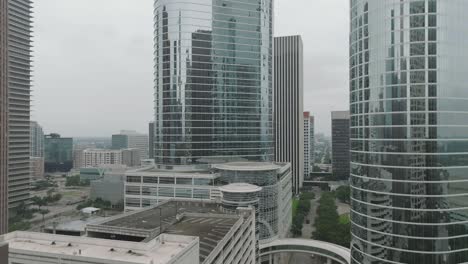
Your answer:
[0,231,199,264]
[124,162,292,244]
[82,149,140,168]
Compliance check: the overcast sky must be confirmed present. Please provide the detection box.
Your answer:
[34,0,349,137]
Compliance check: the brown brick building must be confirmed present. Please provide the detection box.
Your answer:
[0,0,33,234]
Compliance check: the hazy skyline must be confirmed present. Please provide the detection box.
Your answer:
[34,0,348,137]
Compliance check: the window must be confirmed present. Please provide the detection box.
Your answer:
[176,188,192,198]
[428,29,437,41]
[410,1,425,14]
[159,177,175,184]
[410,43,425,56]
[127,176,141,183]
[410,29,425,42]
[143,176,158,184]
[428,15,437,27]
[410,15,425,28]
[176,178,193,185]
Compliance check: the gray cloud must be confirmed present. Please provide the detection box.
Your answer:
[34,0,348,137]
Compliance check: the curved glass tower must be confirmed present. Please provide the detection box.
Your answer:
[350,1,468,263]
[153,0,273,165]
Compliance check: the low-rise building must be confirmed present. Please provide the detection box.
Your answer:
[86,200,256,264]
[0,231,199,264]
[124,162,292,244]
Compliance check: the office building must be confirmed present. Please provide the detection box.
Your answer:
[303,112,314,179]
[0,0,8,234]
[331,111,350,180]
[6,0,33,214]
[44,134,73,172]
[349,1,468,263]
[112,130,148,160]
[148,121,154,159]
[82,148,140,168]
[125,162,292,243]
[30,121,44,157]
[274,35,304,194]
[153,0,274,165]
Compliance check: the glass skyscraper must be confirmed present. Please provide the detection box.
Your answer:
[153,0,273,165]
[350,1,468,263]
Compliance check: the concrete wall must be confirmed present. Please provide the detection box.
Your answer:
[0,243,8,263]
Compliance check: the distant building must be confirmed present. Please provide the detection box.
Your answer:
[112,130,148,160]
[274,35,304,194]
[303,112,314,179]
[148,122,154,159]
[30,121,44,157]
[44,134,73,172]
[30,157,44,178]
[310,116,315,170]
[331,111,350,180]
[82,148,140,168]
[73,148,84,169]
[91,172,125,206]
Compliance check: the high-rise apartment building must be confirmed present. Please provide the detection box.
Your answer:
[331,111,350,181]
[310,115,315,170]
[30,121,44,157]
[0,0,8,234]
[350,1,468,263]
[44,134,73,172]
[6,0,32,213]
[153,0,274,166]
[303,112,314,179]
[148,121,154,159]
[112,130,148,160]
[274,35,304,194]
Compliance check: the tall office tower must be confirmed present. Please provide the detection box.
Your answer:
[153,0,273,166]
[0,0,8,234]
[148,122,154,159]
[331,111,350,180]
[7,0,32,211]
[112,130,148,160]
[30,121,44,157]
[350,1,468,263]
[274,35,304,194]
[303,112,312,179]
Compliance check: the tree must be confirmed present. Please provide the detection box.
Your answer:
[31,196,47,209]
[312,192,351,247]
[336,185,351,204]
[39,209,50,223]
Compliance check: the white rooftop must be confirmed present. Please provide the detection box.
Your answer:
[219,183,262,193]
[212,162,282,171]
[1,231,198,264]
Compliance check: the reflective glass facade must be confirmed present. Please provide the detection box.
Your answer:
[153,0,273,165]
[350,1,468,263]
